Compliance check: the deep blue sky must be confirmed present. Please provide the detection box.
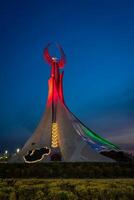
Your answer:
[0,0,134,153]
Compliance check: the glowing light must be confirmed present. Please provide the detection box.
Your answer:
[5,150,8,154]
[59,72,64,103]
[47,78,53,106]
[16,148,20,153]
[82,125,118,149]
[47,77,59,106]
[51,123,59,148]
[52,57,57,61]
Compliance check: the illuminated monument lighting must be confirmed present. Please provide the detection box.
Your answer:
[11,43,122,163]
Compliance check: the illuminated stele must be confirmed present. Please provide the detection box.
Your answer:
[10,43,122,163]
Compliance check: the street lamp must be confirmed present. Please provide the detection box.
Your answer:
[5,150,8,154]
[16,148,20,153]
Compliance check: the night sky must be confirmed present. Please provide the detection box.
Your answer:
[0,0,134,154]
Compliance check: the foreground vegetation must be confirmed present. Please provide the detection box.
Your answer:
[0,179,134,200]
[0,162,134,178]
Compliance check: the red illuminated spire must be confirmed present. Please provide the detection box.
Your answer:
[44,43,66,106]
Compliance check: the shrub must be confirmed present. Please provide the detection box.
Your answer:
[75,185,90,200]
[9,191,16,200]
[34,190,45,200]
[0,179,134,200]
[48,190,77,200]
[0,191,9,200]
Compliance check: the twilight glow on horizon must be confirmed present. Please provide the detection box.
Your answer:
[0,0,134,154]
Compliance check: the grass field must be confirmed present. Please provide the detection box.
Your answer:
[0,179,134,200]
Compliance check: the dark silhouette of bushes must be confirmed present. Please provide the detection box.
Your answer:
[0,162,134,178]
